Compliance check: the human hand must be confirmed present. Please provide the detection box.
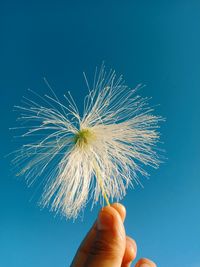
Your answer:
[70,203,156,267]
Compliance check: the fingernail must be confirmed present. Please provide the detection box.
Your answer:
[139,264,151,267]
[97,210,113,230]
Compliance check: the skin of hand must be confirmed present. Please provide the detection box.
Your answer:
[70,203,156,267]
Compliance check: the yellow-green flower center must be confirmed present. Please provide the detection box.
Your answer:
[74,129,95,147]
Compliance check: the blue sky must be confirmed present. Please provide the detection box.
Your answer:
[0,1,200,266]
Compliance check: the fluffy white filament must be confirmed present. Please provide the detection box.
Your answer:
[12,65,163,219]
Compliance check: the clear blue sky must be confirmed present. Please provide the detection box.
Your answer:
[0,1,200,266]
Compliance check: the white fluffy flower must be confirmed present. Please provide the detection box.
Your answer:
[12,65,163,219]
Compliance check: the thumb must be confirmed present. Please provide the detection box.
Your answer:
[85,205,126,267]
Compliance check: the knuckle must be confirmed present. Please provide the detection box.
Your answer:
[89,237,121,260]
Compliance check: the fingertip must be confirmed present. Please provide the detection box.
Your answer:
[101,204,123,222]
[99,205,125,240]
[135,258,157,267]
[126,236,137,257]
[122,236,137,265]
[111,202,126,222]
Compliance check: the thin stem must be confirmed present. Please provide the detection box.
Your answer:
[93,161,110,206]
